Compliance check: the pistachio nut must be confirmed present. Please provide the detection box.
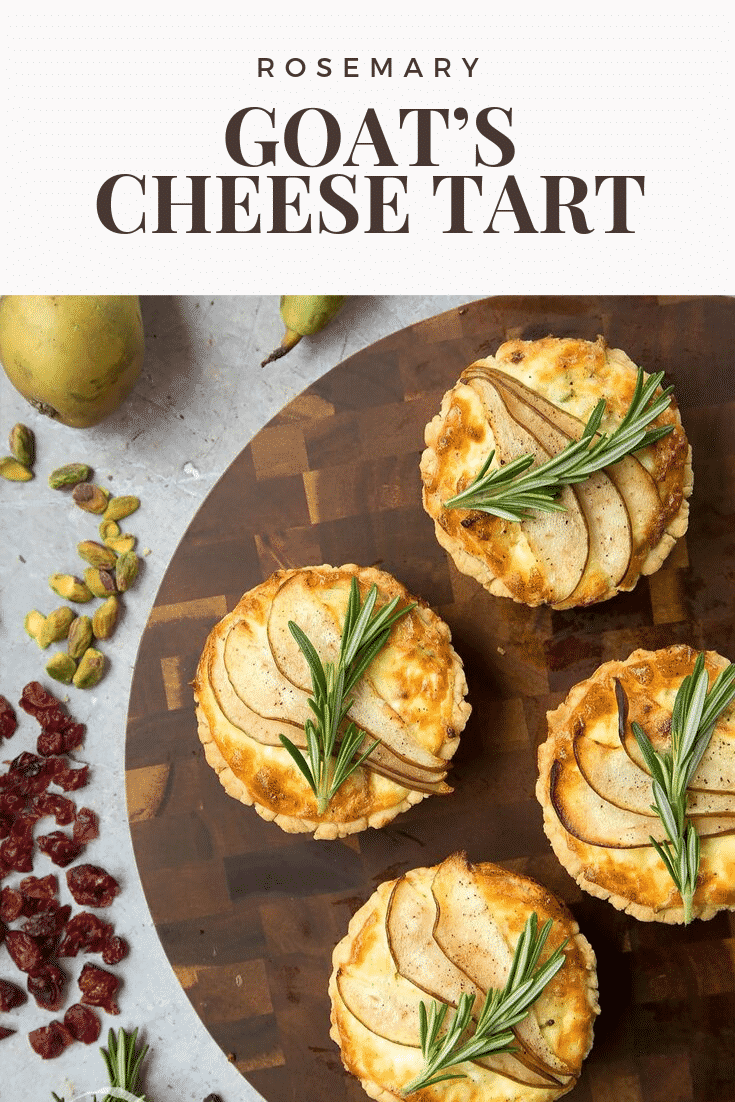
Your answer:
[92,595,120,640]
[46,652,77,684]
[73,482,110,514]
[77,540,118,570]
[104,495,140,522]
[72,647,105,689]
[115,550,139,592]
[37,606,76,649]
[98,519,121,542]
[83,566,117,598]
[67,615,94,659]
[49,573,94,603]
[48,463,92,490]
[105,534,136,555]
[0,455,33,481]
[24,609,46,640]
[9,424,35,468]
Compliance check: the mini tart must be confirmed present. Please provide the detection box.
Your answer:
[537,645,735,923]
[193,564,470,840]
[329,852,598,1102]
[420,336,692,609]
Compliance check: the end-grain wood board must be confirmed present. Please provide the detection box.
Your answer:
[126,296,735,1102]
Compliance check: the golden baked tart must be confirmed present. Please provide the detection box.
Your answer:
[420,336,692,609]
[193,564,470,839]
[329,852,598,1102]
[537,646,735,923]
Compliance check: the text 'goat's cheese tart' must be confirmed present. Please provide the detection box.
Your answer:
[420,336,692,609]
[537,646,735,923]
[193,564,470,839]
[329,852,598,1102]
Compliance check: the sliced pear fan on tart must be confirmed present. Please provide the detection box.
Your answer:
[420,336,692,609]
[537,646,735,923]
[329,854,598,1102]
[193,564,471,839]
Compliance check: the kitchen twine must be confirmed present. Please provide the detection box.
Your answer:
[64,1091,145,1102]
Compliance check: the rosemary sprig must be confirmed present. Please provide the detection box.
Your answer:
[279,577,414,814]
[628,653,735,924]
[51,1026,150,1102]
[444,367,674,521]
[401,913,567,1095]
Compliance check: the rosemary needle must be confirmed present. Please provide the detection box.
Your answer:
[444,367,674,521]
[402,913,567,1095]
[279,577,414,814]
[620,653,735,924]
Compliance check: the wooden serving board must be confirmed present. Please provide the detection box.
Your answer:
[126,296,735,1102]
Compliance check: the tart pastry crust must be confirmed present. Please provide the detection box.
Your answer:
[329,854,598,1102]
[537,645,735,922]
[194,564,470,839]
[420,336,692,609]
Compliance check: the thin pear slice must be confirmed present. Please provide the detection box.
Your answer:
[481,367,664,586]
[431,853,573,1078]
[384,876,562,1088]
[267,573,450,773]
[550,756,735,847]
[488,378,632,592]
[224,613,311,725]
[216,624,450,791]
[464,374,589,604]
[574,732,735,816]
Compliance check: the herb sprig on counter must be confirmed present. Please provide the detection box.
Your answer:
[279,578,414,815]
[52,1026,149,1102]
[401,912,567,1095]
[619,654,735,924]
[444,367,674,521]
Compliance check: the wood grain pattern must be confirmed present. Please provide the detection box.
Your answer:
[126,296,735,1102]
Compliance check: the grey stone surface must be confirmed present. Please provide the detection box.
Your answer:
[0,295,470,1101]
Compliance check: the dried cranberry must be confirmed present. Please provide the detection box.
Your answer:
[57,912,111,957]
[78,963,120,1015]
[0,978,27,1011]
[22,904,70,940]
[9,752,51,797]
[0,918,5,944]
[101,935,129,966]
[49,760,89,792]
[11,811,38,841]
[73,807,99,846]
[61,722,85,752]
[0,835,33,872]
[0,696,17,741]
[66,864,120,908]
[36,728,65,757]
[0,886,23,922]
[19,682,61,719]
[28,1019,75,1058]
[64,1003,101,1044]
[0,791,25,818]
[28,963,67,1011]
[19,873,58,911]
[0,1026,15,1041]
[37,831,83,867]
[0,812,12,840]
[33,792,76,826]
[5,930,45,973]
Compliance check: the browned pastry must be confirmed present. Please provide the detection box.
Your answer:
[193,564,470,839]
[329,853,599,1102]
[537,645,735,922]
[421,336,692,609]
